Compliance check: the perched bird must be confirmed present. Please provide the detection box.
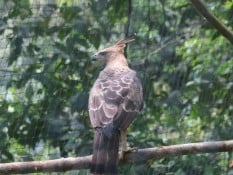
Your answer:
[88,34,143,175]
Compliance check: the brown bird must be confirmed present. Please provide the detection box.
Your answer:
[88,34,143,175]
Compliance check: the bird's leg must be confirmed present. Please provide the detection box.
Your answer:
[121,130,128,152]
[119,130,138,160]
[119,130,127,160]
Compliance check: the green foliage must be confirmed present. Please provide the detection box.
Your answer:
[0,0,233,174]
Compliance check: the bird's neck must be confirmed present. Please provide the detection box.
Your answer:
[105,54,128,69]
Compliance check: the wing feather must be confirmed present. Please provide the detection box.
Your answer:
[89,68,143,130]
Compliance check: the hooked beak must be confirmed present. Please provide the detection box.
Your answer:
[91,54,102,61]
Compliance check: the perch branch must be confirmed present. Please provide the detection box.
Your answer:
[190,0,233,44]
[1,140,233,174]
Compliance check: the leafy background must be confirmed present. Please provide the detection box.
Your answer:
[0,0,233,174]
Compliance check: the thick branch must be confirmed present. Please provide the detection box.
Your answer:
[190,0,233,44]
[0,156,92,174]
[1,140,233,174]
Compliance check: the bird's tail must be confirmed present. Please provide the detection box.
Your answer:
[91,128,120,175]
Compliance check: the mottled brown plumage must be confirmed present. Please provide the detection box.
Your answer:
[89,34,143,175]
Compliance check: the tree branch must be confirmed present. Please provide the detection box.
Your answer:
[1,140,233,174]
[190,0,233,44]
[125,0,132,37]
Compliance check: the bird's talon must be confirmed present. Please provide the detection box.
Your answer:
[132,147,138,152]
[119,147,138,160]
[125,147,138,153]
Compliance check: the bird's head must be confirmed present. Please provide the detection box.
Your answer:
[91,34,136,63]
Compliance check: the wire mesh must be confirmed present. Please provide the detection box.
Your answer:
[0,0,233,174]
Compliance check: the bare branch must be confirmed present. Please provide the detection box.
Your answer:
[1,140,233,174]
[125,0,132,37]
[0,156,92,174]
[190,0,233,44]
[125,140,233,163]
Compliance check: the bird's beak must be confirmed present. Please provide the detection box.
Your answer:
[91,54,101,61]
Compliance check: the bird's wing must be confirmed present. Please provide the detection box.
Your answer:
[88,69,143,130]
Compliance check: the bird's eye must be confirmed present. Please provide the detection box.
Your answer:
[99,51,107,56]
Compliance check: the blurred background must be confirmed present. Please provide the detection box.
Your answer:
[0,0,233,174]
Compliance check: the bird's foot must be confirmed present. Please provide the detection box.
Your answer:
[119,147,138,160]
[125,146,138,152]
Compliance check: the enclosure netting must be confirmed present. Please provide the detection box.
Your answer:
[0,0,233,174]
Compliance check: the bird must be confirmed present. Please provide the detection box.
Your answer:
[88,34,143,175]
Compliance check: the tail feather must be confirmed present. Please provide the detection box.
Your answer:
[91,128,120,175]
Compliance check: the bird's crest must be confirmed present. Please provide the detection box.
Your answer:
[91,34,136,61]
[114,33,136,49]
